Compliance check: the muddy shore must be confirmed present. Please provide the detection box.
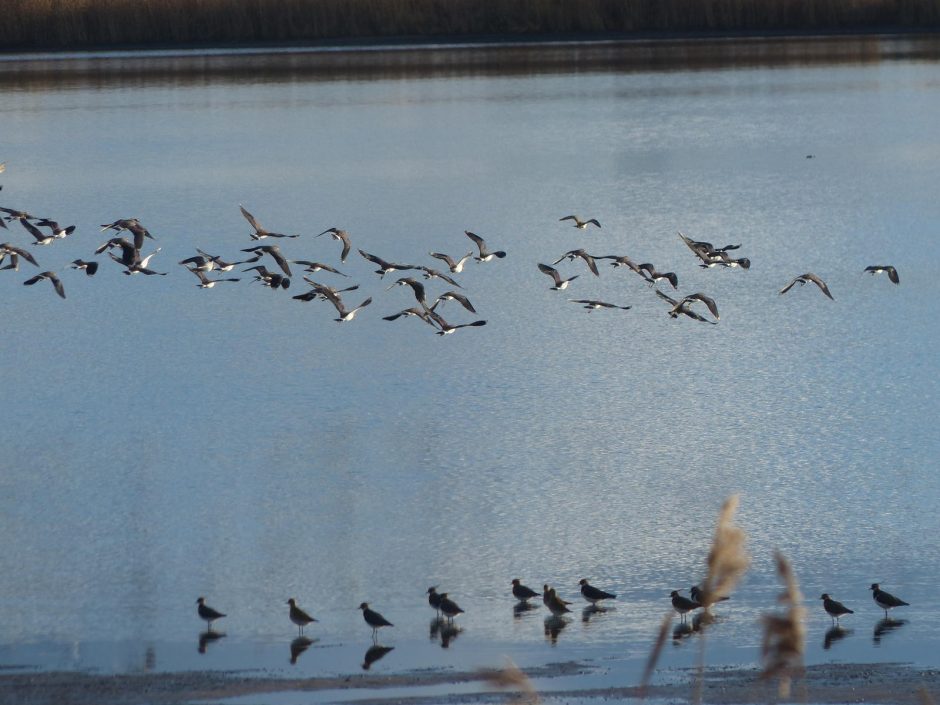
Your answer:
[4,661,939,705]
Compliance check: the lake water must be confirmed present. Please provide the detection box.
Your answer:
[1,35,939,693]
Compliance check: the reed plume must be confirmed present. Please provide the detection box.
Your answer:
[639,612,673,697]
[699,494,750,608]
[486,659,539,705]
[760,550,806,698]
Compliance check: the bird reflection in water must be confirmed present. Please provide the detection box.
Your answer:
[672,621,693,643]
[873,618,907,645]
[824,626,852,650]
[430,616,462,647]
[440,621,462,648]
[513,602,539,619]
[290,636,317,664]
[198,630,225,654]
[581,604,612,624]
[362,644,394,670]
[544,615,569,645]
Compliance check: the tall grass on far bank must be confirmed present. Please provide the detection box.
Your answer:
[2,0,939,51]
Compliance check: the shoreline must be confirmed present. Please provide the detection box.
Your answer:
[1,27,939,60]
[3,661,939,705]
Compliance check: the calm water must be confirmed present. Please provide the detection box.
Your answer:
[1,35,939,691]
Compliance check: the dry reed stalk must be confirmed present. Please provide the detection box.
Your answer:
[760,550,806,698]
[699,494,750,608]
[639,611,673,697]
[485,659,539,705]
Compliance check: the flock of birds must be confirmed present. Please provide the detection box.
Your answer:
[191,579,911,664]
[1,159,902,334]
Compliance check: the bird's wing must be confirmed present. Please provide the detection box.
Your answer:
[806,273,834,300]
[779,276,802,295]
[537,263,561,284]
[239,205,263,232]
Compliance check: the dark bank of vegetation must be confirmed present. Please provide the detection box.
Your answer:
[2,0,939,51]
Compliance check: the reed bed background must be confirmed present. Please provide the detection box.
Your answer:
[3,0,939,51]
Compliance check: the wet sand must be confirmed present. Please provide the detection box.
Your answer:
[4,661,939,705]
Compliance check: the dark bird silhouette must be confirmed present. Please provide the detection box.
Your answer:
[569,299,631,311]
[293,260,347,277]
[432,291,476,314]
[552,249,600,276]
[780,272,834,300]
[538,263,578,290]
[579,579,616,605]
[70,260,99,276]
[100,218,154,250]
[189,268,241,288]
[415,265,463,288]
[637,263,678,289]
[382,306,435,324]
[690,585,730,607]
[23,271,66,299]
[358,249,418,278]
[34,218,75,240]
[560,215,601,229]
[512,579,539,604]
[426,308,486,336]
[596,254,642,274]
[438,593,464,622]
[427,587,442,615]
[196,597,226,630]
[293,278,359,302]
[317,227,352,262]
[669,293,719,321]
[386,277,428,307]
[656,290,717,324]
[20,218,56,245]
[464,231,506,262]
[821,594,853,624]
[244,265,290,289]
[864,265,899,285]
[362,644,394,670]
[359,602,393,639]
[870,583,909,618]
[670,590,701,622]
[241,245,292,276]
[239,204,298,239]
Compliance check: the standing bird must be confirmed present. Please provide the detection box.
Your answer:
[359,602,393,639]
[512,579,540,604]
[537,263,578,290]
[690,585,729,607]
[427,587,442,615]
[239,204,298,239]
[870,583,909,618]
[317,227,352,262]
[542,586,572,616]
[438,593,464,622]
[559,215,601,229]
[464,231,506,262]
[670,590,701,622]
[23,271,66,299]
[287,598,317,635]
[579,579,616,606]
[820,594,853,624]
[864,265,900,285]
[196,597,226,631]
[779,272,834,300]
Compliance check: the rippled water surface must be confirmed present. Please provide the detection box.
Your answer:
[1,36,939,687]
